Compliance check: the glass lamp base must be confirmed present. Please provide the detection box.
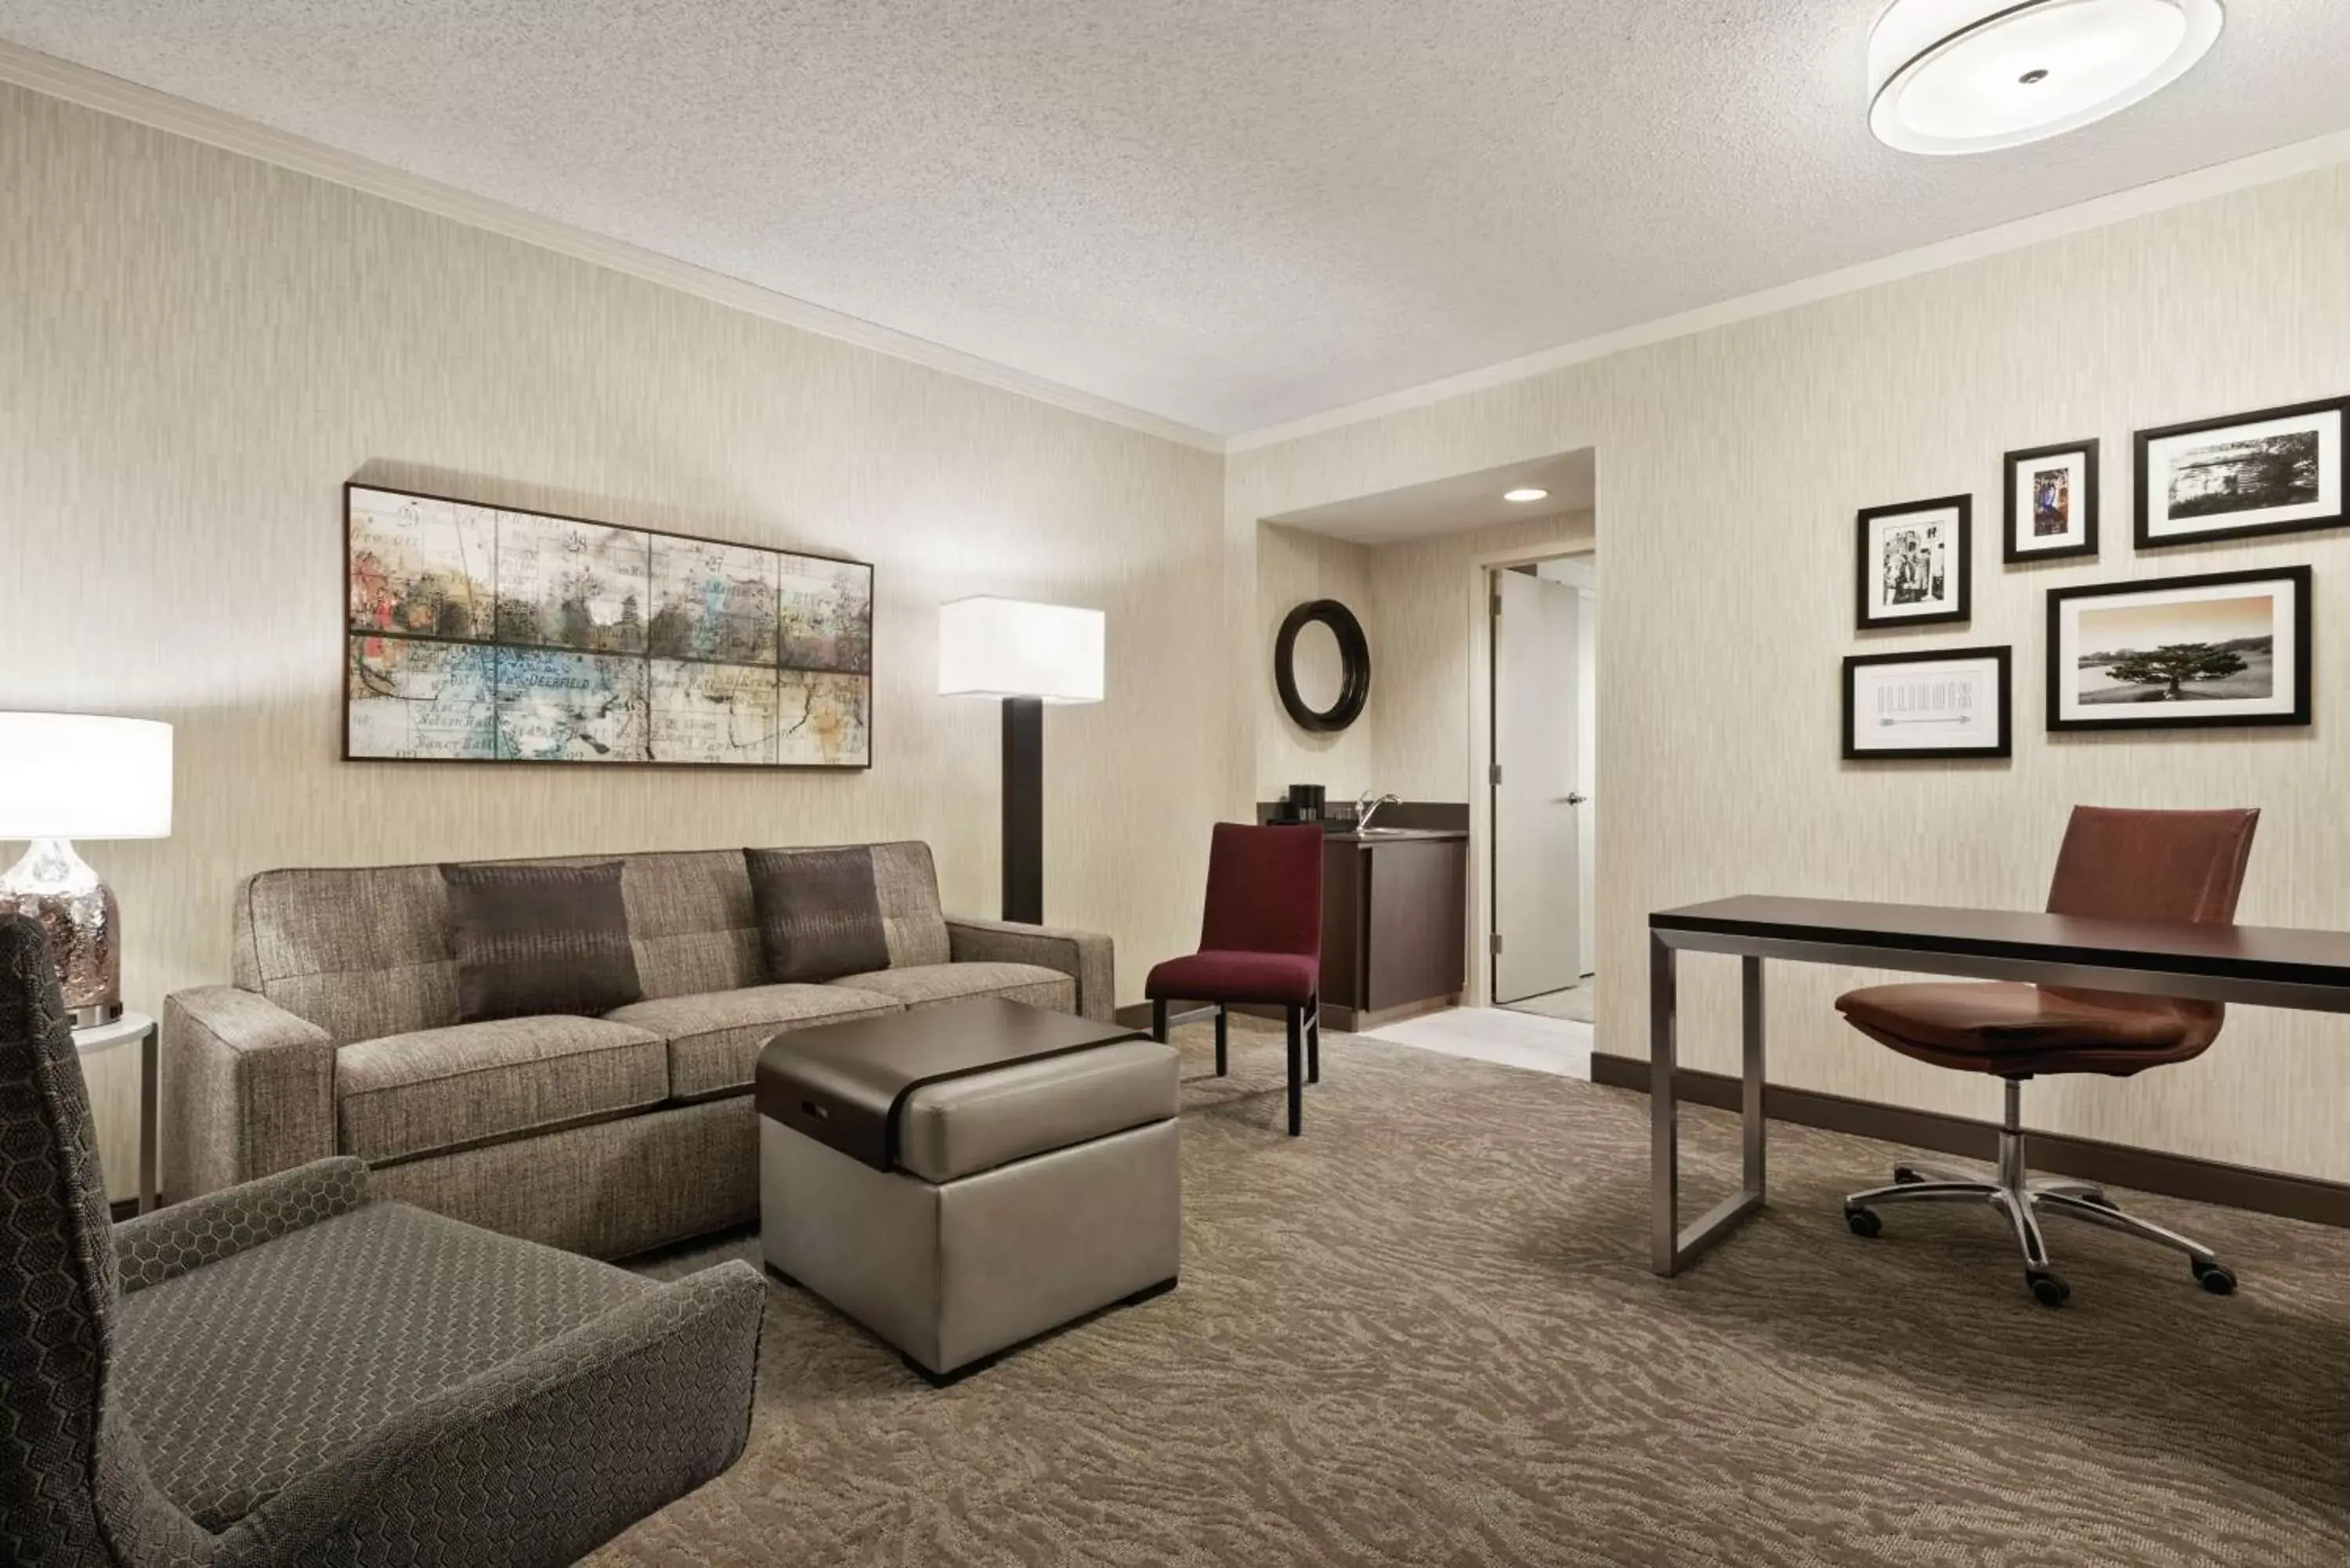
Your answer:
[0,838,122,1024]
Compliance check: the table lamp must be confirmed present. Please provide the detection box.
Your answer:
[0,713,174,1024]
[937,598,1104,923]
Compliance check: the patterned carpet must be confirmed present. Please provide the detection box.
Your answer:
[596,1020,2350,1566]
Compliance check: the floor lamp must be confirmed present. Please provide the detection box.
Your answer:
[937,597,1104,924]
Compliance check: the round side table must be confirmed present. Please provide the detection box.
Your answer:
[74,1010,158,1214]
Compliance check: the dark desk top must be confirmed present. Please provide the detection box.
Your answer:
[1651,894,2350,999]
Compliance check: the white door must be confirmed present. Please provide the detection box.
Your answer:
[1574,583,1596,979]
[1491,569,1582,1003]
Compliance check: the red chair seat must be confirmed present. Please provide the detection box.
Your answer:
[1145,950,1320,1006]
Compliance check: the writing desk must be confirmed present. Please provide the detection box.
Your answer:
[1647,895,2350,1277]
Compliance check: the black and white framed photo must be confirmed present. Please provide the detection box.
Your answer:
[1842,646,2011,761]
[2003,440,2098,563]
[2134,397,2346,549]
[2047,565,2311,733]
[1856,495,1970,629]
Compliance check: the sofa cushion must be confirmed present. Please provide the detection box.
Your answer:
[336,1016,667,1164]
[606,983,902,1101]
[896,1039,1179,1183]
[745,847,892,982]
[441,860,643,1023]
[113,1200,650,1530]
[828,961,1075,1014]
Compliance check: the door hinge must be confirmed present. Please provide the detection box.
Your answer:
[1490,762,1502,786]
[1491,931,1504,955]
[1491,592,1502,618]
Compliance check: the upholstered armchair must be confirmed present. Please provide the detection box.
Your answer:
[0,916,765,1567]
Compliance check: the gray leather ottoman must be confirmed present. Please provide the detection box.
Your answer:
[757,998,1180,1381]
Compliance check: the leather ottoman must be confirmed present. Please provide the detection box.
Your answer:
[756,998,1181,1381]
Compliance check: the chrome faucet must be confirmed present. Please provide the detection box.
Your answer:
[1354,790,1400,831]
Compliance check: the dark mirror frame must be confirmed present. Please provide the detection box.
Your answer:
[1274,598,1372,733]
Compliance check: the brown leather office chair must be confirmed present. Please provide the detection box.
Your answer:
[1837,805,2259,1307]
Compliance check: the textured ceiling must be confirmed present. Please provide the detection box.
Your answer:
[5,2,2347,437]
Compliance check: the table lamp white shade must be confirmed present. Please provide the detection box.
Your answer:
[0,714,174,839]
[938,597,1105,704]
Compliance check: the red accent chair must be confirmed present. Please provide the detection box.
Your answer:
[1837,805,2259,1306]
[1146,822,1325,1136]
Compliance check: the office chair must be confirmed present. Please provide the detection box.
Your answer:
[1145,822,1325,1135]
[1837,805,2258,1307]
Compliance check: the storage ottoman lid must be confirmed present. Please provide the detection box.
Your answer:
[896,1039,1178,1183]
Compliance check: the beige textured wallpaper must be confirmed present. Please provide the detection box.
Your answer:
[1234,164,2350,1183]
[0,85,1228,1197]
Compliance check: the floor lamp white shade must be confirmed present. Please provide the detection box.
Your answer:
[937,597,1106,704]
[0,714,174,1024]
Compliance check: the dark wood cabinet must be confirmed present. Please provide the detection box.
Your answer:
[1320,833,1468,1031]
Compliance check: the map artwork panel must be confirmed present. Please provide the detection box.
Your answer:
[649,659,782,765]
[348,487,496,641]
[648,536,779,665]
[495,648,650,762]
[495,511,651,654]
[778,555,874,674]
[346,635,497,760]
[776,670,872,767]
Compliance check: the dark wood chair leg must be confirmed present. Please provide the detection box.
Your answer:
[1214,1003,1228,1076]
[1152,998,1169,1044]
[1285,1004,1303,1136]
[1307,998,1320,1083]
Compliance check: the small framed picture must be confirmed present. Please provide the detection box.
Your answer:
[2135,397,2346,549]
[2003,440,2098,562]
[1843,646,2012,761]
[1856,496,1970,630]
[2047,565,2312,732]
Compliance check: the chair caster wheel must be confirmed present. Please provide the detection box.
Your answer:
[2026,1268,2070,1307]
[1844,1205,1882,1238]
[1892,1166,1924,1185]
[2192,1259,2237,1295]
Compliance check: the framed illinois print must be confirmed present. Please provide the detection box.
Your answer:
[1856,495,1970,629]
[2134,397,2346,549]
[2003,439,2098,563]
[1842,646,2011,761]
[2046,566,2311,733]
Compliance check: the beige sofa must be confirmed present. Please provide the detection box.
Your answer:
[161,841,1113,1259]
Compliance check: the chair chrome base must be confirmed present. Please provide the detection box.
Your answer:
[1842,1080,2237,1307]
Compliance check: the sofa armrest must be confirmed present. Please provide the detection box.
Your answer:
[945,917,1115,1022]
[232,1259,765,1566]
[161,985,337,1201]
[114,1156,371,1295]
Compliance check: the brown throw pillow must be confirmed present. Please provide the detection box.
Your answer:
[747,846,891,983]
[440,861,643,1023]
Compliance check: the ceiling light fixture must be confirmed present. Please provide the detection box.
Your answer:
[1868,0,2223,156]
[1503,487,1549,503]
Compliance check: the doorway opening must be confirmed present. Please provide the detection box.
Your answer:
[1488,553,1595,1024]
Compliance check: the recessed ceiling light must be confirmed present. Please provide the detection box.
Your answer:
[1869,0,2223,156]
[1503,487,1549,503]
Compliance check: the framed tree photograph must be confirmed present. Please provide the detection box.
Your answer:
[2046,565,2311,733]
[1856,495,1971,629]
[2003,439,2098,563]
[1842,646,2012,761]
[2134,397,2346,549]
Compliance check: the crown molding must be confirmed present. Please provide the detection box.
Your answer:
[0,40,1226,455]
[1229,125,2350,454]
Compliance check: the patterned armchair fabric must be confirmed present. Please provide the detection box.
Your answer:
[0,916,766,1567]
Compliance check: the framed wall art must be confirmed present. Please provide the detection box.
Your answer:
[2003,439,2098,563]
[1856,495,1971,629]
[2134,397,2346,549]
[2046,565,2311,733]
[345,482,874,768]
[1842,646,2011,761]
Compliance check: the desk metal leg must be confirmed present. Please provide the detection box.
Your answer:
[1650,939,1767,1277]
[139,1021,158,1215]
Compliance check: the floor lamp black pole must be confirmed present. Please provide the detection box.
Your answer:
[1001,696,1044,923]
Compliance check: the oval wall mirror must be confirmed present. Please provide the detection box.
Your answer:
[1275,598,1371,733]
